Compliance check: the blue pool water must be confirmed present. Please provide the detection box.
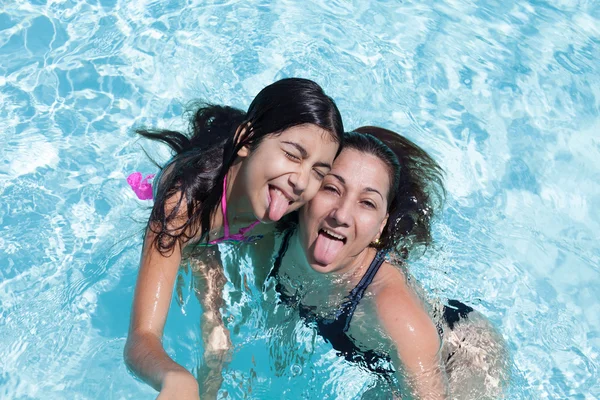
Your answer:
[1,0,599,398]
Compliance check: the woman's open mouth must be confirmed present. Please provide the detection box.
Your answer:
[313,227,346,266]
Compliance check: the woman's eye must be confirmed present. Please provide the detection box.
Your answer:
[362,200,376,209]
[323,185,339,194]
[284,151,300,161]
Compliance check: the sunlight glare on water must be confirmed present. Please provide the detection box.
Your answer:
[1,0,599,398]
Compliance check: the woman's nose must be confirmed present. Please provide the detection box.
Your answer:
[329,199,352,227]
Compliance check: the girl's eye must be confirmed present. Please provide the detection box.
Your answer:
[313,169,326,180]
[284,151,300,161]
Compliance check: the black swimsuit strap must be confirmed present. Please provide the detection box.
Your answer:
[269,228,294,279]
[348,250,387,302]
[271,229,387,333]
[337,249,387,332]
[271,231,395,374]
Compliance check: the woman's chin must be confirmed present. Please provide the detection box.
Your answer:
[309,263,331,273]
[308,256,338,273]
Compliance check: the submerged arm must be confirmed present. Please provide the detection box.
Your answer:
[193,233,277,397]
[191,248,231,399]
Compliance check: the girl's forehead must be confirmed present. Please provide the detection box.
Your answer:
[279,124,330,140]
[276,125,338,153]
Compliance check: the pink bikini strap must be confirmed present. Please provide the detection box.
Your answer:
[221,175,230,237]
[208,175,260,245]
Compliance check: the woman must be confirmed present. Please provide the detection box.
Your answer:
[124,78,344,400]
[270,128,509,399]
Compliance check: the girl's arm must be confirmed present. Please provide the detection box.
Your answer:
[191,249,231,399]
[376,283,449,400]
[124,192,200,400]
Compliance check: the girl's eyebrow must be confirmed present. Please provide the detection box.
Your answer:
[282,141,308,157]
[282,141,332,169]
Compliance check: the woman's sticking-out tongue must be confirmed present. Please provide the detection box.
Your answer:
[313,230,344,266]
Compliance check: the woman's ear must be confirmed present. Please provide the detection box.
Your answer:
[235,123,251,157]
[376,213,389,241]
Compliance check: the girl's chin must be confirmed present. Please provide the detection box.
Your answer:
[253,201,273,223]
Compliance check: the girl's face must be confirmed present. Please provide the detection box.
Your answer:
[236,124,339,223]
[298,149,390,273]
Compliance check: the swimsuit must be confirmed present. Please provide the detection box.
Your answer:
[141,166,263,245]
[270,229,473,373]
[270,230,394,373]
[207,175,263,245]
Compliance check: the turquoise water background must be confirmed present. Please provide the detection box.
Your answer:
[1,0,599,398]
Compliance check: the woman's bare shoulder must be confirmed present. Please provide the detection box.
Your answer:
[371,261,413,302]
[373,262,438,340]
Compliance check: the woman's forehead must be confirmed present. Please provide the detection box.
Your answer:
[330,150,391,190]
[332,148,380,169]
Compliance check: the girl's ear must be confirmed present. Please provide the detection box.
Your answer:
[235,123,251,157]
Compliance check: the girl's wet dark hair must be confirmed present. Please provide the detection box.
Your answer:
[349,127,445,258]
[139,78,344,254]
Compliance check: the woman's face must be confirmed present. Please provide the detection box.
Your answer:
[299,148,390,273]
[236,124,339,223]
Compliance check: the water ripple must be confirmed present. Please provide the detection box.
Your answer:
[1,0,600,398]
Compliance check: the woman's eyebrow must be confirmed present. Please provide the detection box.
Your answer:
[329,173,345,184]
[283,141,332,169]
[364,187,384,200]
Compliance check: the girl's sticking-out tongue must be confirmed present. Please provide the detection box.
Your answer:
[268,186,290,221]
[313,230,345,266]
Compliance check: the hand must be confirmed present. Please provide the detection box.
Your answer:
[156,371,200,400]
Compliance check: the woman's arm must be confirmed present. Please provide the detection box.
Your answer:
[376,284,449,400]
[124,191,200,400]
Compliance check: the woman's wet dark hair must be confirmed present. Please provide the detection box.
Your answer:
[138,78,344,254]
[351,127,445,258]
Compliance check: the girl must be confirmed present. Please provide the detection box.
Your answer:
[124,78,344,399]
